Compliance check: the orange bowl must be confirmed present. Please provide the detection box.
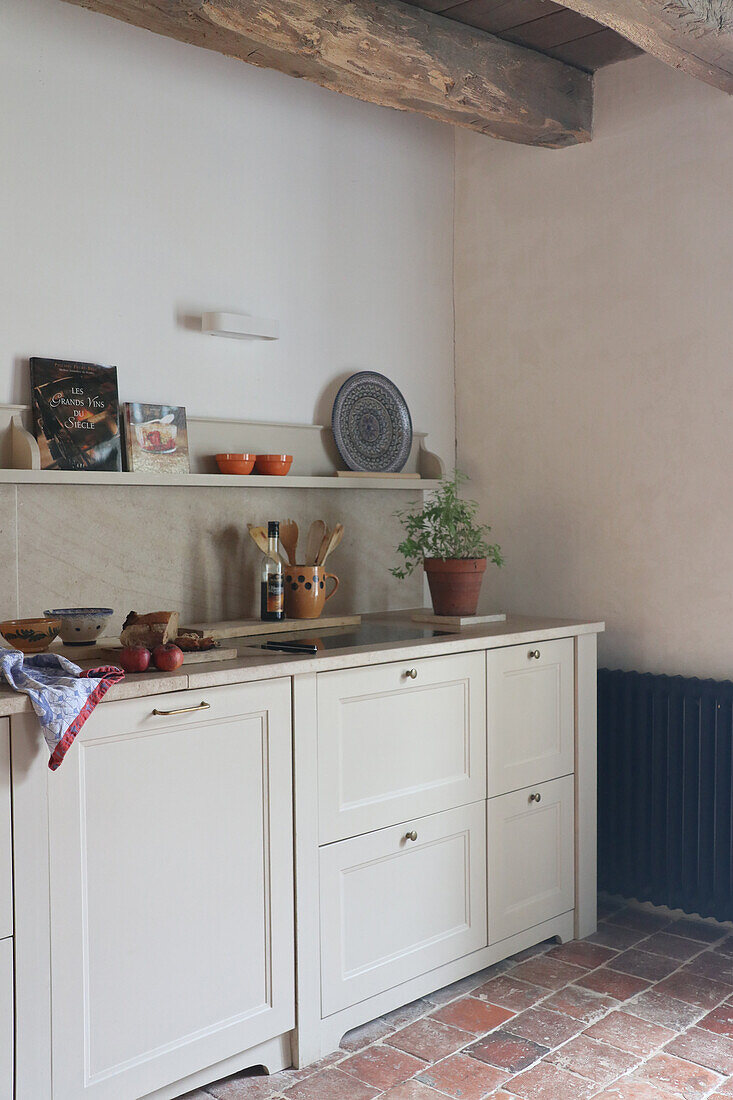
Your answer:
[215,453,256,475]
[255,454,293,476]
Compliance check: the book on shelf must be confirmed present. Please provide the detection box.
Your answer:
[29,357,122,471]
[123,403,190,474]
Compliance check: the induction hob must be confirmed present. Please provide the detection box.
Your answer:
[249,621,452,654]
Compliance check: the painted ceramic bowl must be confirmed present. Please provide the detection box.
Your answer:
[255,454,293,476]
[0,617,61,654]
[44,607,114,646]
[215,453,256,475]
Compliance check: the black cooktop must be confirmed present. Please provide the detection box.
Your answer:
[253,621,451,653]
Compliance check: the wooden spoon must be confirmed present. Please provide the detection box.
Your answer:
[280,519,298,566]
[247,524,284,564]
[305,520,326,564]
[318,523,344,565]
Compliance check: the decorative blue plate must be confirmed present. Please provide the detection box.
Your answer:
[331,372,413,473]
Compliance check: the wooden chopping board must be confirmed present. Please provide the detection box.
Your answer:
[187,614,362,639]
[52,640,238,665]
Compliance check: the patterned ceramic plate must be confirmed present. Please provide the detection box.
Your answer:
[331,372,413,473]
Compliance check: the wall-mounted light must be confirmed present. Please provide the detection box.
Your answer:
[201,312,279,340]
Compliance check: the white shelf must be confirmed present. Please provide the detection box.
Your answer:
[0,469,438,490]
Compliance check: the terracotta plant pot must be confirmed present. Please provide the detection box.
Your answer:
[423,558,487,617]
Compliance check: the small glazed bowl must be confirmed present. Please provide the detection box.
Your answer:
[216,453,256,475]
[255,454,293,476]
[44,607,114,646]
[0,617,61,654]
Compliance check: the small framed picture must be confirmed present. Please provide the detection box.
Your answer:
[123,403,190,474]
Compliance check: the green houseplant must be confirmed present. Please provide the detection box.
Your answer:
[391,471,503,616]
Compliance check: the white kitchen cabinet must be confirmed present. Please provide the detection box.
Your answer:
[488,775,575,944]
[0,721,12,940]
[14,680,295,1100]
[317,652,486,843]
[319,800,487,1016]
[0,938,12,1099]
[487,638,574,796]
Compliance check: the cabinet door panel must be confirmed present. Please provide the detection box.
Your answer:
[0,937,12,1100]
[0,721,12,939]
[47,681,294,1100]
[488,639,574,796]
[320,801,487,1016]
[488,776,574,944]
[318,652,486,842]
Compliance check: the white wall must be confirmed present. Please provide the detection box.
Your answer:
[455,55,733,679]
[0,0,455,463]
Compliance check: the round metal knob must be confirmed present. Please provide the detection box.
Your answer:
[406,668,418,679]
[529,792,542,804]
[528,649,541,660]
[405,830,418,842]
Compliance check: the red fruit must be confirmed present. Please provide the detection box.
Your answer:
[152,643,184,671]
[118,646,151,673]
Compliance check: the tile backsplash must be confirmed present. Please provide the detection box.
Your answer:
[1,485,422,634]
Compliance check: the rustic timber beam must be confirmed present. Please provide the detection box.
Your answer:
[58,0,593,146]
[560,1,733,93]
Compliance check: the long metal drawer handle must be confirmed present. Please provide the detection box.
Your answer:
[152,701,211,716]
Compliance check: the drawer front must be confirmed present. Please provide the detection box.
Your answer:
[488,776,575,944]
[317,652,486,843]
[0,721,11,939]
[488,638,574,796]
[320,801,488,1016]
[0,937,12,1099]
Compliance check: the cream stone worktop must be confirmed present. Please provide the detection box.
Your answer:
[0,611,605,717]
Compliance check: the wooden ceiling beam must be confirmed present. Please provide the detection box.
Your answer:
[58,0,593,146]
[558,0,733,92]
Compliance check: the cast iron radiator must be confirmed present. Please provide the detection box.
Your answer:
[598,668,733,921]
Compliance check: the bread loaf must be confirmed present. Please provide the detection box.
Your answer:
[120,611,179,648]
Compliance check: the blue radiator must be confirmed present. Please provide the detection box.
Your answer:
[598,668,733,921]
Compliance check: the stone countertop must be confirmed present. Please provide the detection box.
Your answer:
[0,610,604,717]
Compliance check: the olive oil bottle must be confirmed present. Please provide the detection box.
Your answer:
[260,520,284,621]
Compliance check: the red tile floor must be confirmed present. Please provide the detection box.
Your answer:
[184,899,733,1100]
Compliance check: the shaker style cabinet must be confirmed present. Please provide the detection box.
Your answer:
[13,680,295,1100]
[0,720,13,1099]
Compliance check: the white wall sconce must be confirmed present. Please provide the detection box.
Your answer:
[201,312,279,340]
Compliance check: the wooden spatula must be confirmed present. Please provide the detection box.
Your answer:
[318,523,344,565]
[305,520,326,564]
[247,524,284,564]
[280,519,298,566]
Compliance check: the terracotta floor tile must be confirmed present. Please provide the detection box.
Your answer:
[339,1045,426,1090]
[606,908,674,934]
[546,1034,639,1085]
[587,924,647,951]
[430,996,514,1035]
[632,1051,723,1100]
[543,983,617,1023]
[627,990,706,1031]
[699,1003,733,1039]
[510,956,586,990]
[340,1016,395,1052]
[594,1078,668,1099]
[672,920,727,945]
[546,940,617,969]
[609,947,682,982]
[474,974,548,1012]
[467,1029,548,1072]
[584,1009,675,1057]
[503,1061,597,1099]
[380,999,436,1030]
[644,932,707,963]
[716,937,733,959]
[281,1068,380,1100]
[575,966,650,1000]
[427,968,505,1007]
[416,1052,509,1098]
[490,1093,516,1100]
[206,1073,282,1100]
[379,1083,445,1099]
[665,1028,733,1075]
[509,941,554,964]
[685,953,733,987]
[712,1080,733,1096]
[656,971,731,1010]
[386,1018,472,1062]
[506,1005,584,1048]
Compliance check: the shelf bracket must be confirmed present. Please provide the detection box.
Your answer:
[10,415,41,470]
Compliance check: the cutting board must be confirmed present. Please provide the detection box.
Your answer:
[188,614,362,639]
[52,640,238,664]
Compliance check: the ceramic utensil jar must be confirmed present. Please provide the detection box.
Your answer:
[284,565,339,619]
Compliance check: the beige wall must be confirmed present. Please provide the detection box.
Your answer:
[455,55,733,679]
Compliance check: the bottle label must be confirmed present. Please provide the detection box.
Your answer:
[267,574,284,614]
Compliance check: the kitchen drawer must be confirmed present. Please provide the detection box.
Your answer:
[488,638,574,796]
[0,721,11,939]
[320,801,487,1016]
[488,775,574,944]
[0,937,12,1098]
[317,652,486,843]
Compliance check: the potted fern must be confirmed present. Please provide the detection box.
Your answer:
[391,471,503,616]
